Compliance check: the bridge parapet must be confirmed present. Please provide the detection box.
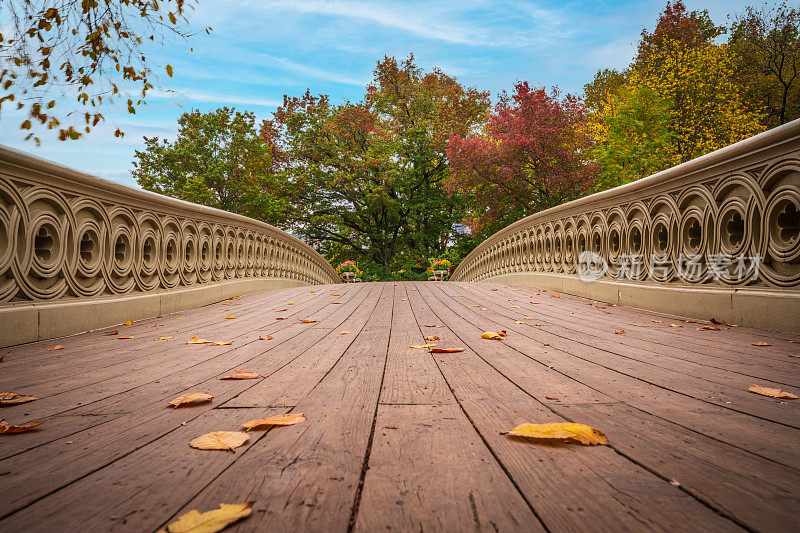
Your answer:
[0,145,338,346]
[451,120,800,333]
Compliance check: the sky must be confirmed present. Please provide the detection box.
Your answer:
[1,0,756,188]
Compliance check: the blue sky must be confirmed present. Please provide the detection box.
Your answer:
[1,0,755,187]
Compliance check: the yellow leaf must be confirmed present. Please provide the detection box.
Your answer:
[515,321,526,325]
[510,305,520,308]
[524,316,536,320]
[210,341,232,346]
[748,385,798,399]
[161,502,253,533]
[177,317,186,320]
[481,331,504,340]
[242,413,306,431]
[224,315,236,320]
[410,343,437,349]
[0,419,46,434]
[300,319,317,323]
[187,337,209,344]
[189,431,250,451]
[170,392,213,407]
[219,370,260,380]
[0,392,36,406]
[502,422,608,445]
[651,320,663,323]
[468,304,481,307]
[155,336,174,341]
[123,320,134,325]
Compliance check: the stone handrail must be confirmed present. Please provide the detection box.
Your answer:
[451,120,800,333]
[0,144,339,346]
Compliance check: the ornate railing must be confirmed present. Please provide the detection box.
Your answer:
[451,120,800,331]
[0,144,338,346]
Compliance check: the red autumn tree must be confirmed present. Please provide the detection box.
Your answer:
[446,82,598,234]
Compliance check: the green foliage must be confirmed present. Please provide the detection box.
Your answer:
[132,107,288,224]
[592,86,675,189]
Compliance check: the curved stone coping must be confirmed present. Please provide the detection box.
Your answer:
[451,120,800,331]
[0,143,339,308]
[483,272,800,334]
[0,277,310,348]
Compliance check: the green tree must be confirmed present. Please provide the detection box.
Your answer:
[132,107,287,224]
[0,0,204,142]
[592,86,675,189]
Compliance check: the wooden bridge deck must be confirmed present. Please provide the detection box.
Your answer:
[1,281,798,532]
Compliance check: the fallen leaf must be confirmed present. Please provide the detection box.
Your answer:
[429,347,465,353]
[698,325,720,331]
[510,305,520,309]
[340,331,351,335]
[170,392,213,408]
[122,321,134,325]
[468,304,481,307]
[425,335,440,341]
[105,330,119,335]
[524,316,536,320]
[118,336,133,339]
[276,317,286,320]
[614,330,625,335]
[425,324,439,328]
[332,302,342,304]
[0,353,6,363]
[0,419,46,434]
[651,320,664,324]
[481,307,489,311]
[515,321,527,325]
[545,396,559,400]
[381,297,388,300]
[177,317,186,320]
[788,340,800,344]
[275,309,288,312]
[670,479,681,487]
[501,422,608,445]
[258,336,273,341]
[751,342,772,346]
[748,384,798,399]
[685,319,697,323]
[401,298,408,301]
[224,315,236,320]
[288,302,295,305]
[155,336,174,341]
[242,413,306,431]
[530,302,541,304]
[219,370,260,380]
[161,502,253,533]
[330,294,341,297]
[669,324,683,328]
[410,343,438,349]
[189,431,250,451]
[47,345,65,351]
[210,341,232,346]
[187,337,209,344]
[551,295,561,299]
[300,319,317,323]
[481,331,504,340]
[0,392,36,406]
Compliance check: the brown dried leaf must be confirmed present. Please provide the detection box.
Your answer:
[0,392,36,406]
[0,419,46,434]
[219,370,260,380]
[424,335,440,341]
[748,384,798,399]
[242,413,306,431]
[170,392,213,408]
[751,342,772,346]
[481,331,504,340]
[47,345,65,351]
[429,347,465,353]
[698,325,720,331]
[189,431,249,451]
[502,422,608,445]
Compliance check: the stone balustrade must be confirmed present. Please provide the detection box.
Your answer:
[0,145,339,346]
[451,120,800,333]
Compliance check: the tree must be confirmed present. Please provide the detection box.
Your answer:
[0,0,203,142]
[263,56,490,274]
[446,82,598,234]
[729,1,800,127]
[592,86,675,189]
[133,107,287,224]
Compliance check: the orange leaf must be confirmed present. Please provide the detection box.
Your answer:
[748,384,798,399]
[0,419,46,434]
[698,325,720,331]
[258,336,273,341]
[155,336,174,341]
[429,347,464,353]
[275,309,288,312]
[0,353,6,363]
[502,422,608,446]
[224,315,236,320]
[481,331,504,340]
[515,321,526,325]
[187,337,209,344]
[524,316,536,320]
[219,370,259,380]
[242,413,306,431]
[47,345,65,351]
[425,335,439,341]
[210,341,232,346]
[288,302,295,305]
[300,319,317,323]
[105,330,119,335]
[123,320,134,325]
[614,330,625,335]
[170,392,213,407]
[0,392,36,406]
[189,431,249,451]
[751,342,772,346]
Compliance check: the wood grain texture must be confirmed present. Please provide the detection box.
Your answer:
[1,281,797,532]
